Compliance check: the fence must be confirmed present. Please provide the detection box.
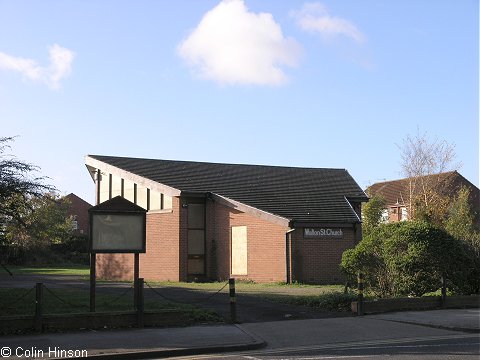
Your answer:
[352,272,480,315]
[0,278,238,333]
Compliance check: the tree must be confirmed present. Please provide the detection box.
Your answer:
[444,186,480,294]
[445,186,477,239]
[398,130,460,225]
[0,136,53,246]
[5,193,74,250]
[362,193,386,235]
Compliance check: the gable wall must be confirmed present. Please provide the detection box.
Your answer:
[206,200,289,283]
[290,226,357,284]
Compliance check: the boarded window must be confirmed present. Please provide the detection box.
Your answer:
[231,226,247,275]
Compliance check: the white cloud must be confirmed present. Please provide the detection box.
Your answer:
[292,3,365,44]
[177,0,301,86]
[0,44,75,90]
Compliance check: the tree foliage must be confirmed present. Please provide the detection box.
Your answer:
[5,193,74,249]
[362,194,386,235]
[0,137,53,243]
[398,130,460,225]
[444,186,480,293]
[341,221,474,297]
[445,186,477,238]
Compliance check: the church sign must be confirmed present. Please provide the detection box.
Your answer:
[304,228,343,239]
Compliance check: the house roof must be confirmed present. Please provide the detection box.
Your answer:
[65,193,92,208]
[366,171,479,206]
[87,155,368,225]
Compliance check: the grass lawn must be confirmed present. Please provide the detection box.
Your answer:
[0,287,221,323]
[5,266,355,312]
[147,281,354,312]
[5,265,90,277]
[148,280,344,296]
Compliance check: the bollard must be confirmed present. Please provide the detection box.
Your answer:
[441,276,447,308]
[134,253,139,310]
[137,278,144,328]
[229,278,237,323]
[357,272,364,316]
[35,283,43,332]
[90,253,96,313]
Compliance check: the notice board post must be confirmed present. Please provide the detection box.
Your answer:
[88,196,147,312]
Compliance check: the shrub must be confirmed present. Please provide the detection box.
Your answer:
[341,221,473,297]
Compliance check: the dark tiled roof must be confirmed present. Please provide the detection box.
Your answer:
[89,155,368,224]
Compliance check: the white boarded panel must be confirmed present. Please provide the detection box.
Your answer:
[231,226,247,275]
[111,175,122,198]
[124,179,135,203]
[99,172,110,203]
[150,191,161,211]
[137,186,148,209]
[164,195,172,209]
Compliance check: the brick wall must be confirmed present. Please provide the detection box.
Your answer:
[207,201,289,283]
[291,227,356,284]
[96,195,359,284]
[97,197,181,281]
[65,194,92,236]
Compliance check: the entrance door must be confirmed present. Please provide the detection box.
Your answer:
[187,200,206,276]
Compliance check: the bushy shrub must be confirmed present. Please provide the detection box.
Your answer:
[341,221,473,297]
[453,232,480,294]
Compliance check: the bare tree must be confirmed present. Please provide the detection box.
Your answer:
[398,129,461,224]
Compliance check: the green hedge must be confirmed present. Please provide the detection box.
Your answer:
[341,221,475,297]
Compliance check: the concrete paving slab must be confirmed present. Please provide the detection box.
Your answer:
[368,309,480,333]
[0,324,265,359]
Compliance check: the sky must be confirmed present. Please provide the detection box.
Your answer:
[0,0,478,205]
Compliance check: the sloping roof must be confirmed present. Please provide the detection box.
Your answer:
[87,155,368,224]
[366,171,478,206]
[90,195,146,213]
[65,193,92,208]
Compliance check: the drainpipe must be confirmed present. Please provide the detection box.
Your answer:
[285,229,295,284]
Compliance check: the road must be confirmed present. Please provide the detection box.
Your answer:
[172,335,478,359]
[172,315,480,360]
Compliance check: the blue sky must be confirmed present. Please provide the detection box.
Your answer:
[0,0,478,205]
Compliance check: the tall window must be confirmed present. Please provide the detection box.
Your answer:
[187,199,205,275]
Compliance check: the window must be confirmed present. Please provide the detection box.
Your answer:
[187,199,206,276]
[231,226,247,276]
[381,209,389,222]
